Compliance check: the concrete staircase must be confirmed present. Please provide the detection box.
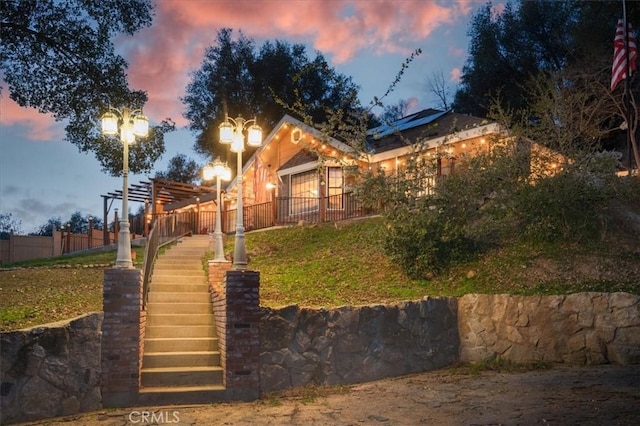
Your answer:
[139,234,225,405]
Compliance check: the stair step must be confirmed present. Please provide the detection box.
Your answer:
[153,265,203,271]
[141,366,223,387]
[152,268,206,276]
[146,314,214,326]
[153,262,205,275]
[154,260,203,267]
[144,337,218,352]
[147,302,211,314]
[162,250,208,255]
[147,292,210,303]
[149,283,210,292]
[147,303,213,316]
[143,351,220,368]
[150,276,207,285]
[145,325,214,338]
[138,385,228,405]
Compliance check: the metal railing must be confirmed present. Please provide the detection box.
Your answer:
[141,211,196,308]
[219,192,375,233]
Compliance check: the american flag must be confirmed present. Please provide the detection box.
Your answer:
[611,19,638,92]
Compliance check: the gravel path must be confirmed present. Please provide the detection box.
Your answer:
[20,364,640,426]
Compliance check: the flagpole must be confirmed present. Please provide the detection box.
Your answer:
[622,0,633,172]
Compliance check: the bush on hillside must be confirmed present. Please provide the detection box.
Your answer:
[365,138,639,279]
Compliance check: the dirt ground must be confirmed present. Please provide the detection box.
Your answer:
[20,364,640,426]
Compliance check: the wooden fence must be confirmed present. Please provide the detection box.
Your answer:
[0,229,117,265]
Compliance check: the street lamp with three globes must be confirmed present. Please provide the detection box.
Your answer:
[101,107,149,268]
[218,115,263,270]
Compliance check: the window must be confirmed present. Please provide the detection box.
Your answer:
[327,167,343,209]
[290,170,319,214]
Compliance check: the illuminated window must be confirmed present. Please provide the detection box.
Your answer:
[290,170,319,214]
[327,167,343,209]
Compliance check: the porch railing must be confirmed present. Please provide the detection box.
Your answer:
[221,192,375,233]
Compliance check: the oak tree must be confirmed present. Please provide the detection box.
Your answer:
[1,0,174,175]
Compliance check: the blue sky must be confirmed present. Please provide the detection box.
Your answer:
[0,0,488,233]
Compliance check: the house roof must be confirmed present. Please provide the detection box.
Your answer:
[224,111,500,191]
[366,109,492,154]
[225,114,351,192]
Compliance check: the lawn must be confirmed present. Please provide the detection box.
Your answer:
[1,216,639,331]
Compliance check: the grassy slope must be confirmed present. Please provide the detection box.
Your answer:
[1,217,638,331]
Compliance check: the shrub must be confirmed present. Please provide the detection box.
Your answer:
[361,137,636,278]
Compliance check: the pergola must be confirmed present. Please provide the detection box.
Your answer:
[100,178,214,244]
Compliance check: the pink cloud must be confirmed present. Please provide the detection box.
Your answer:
[120,0,474,126]
[405,97,420,114]
[1,1,477,134]
[491,3,506,18]
[0,97,63,141]
[449,46,466,58]
[450,67,462,83]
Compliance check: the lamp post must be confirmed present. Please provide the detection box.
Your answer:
[219,114,263,269]
[203,158,232,262]
[101,107,149,268]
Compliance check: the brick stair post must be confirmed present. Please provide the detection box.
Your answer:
[208,261,260,400]
[101,268,145,407]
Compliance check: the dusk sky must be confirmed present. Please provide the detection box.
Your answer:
[0,0,492,233]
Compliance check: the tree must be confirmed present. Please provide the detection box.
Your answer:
[0,213,23,239]
[425,70,451,110]
[0,0,175,176]
[182,28,362,167]
[33,212,102,236]
[453,0,640,167]
[377,100,410,124]
[452,1,577,117]
[33,217,62,237]
[453,1,639,116]
[67,211,87,233]
[155,154,201,184]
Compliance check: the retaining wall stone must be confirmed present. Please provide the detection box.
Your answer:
[259,297,460,393]
[0,312,103,425]
[458,292,640,365]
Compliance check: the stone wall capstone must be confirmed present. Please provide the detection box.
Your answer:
[259,297,459,393]
[0,312,103,425]
[458,292,640,365]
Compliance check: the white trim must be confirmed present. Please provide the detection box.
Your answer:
[229,114,356,188]
[370,122,502,163]
[277,161,317,177]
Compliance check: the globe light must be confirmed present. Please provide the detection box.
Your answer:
[217,114,263,269]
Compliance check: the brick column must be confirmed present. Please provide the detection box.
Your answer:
[209,260,232,377]
[101,268,145,407]
[208,262,260,400]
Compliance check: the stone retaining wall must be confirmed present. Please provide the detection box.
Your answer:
[259,297,460,393]
[458,292,640,365]
[1,292,638,424]
[0,313,103,425]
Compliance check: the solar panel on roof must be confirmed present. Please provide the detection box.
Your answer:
[367,110,448,139]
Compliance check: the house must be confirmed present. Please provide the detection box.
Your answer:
[164,108,503,233]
